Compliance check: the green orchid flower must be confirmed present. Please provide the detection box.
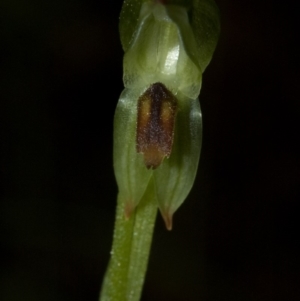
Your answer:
[100,1,220,300]
[114,0,219,229]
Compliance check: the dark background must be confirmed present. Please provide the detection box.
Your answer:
[1,0,299,300]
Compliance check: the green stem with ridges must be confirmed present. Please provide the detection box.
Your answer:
[100,178,157,301]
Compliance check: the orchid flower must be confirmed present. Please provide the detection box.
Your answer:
[100,1,220,300]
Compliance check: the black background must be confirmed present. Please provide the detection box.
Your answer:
[1,0,299,300]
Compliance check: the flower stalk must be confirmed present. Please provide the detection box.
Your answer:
[99,180,157,301]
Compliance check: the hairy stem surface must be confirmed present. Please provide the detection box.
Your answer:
[100,179,157,301]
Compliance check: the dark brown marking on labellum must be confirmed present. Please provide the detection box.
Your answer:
[136,82,177,169]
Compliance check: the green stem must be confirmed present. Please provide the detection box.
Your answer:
[100,178,157,301]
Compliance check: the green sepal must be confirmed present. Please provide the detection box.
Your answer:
[119,0,144,52]
[154,94,202,229]
[191,0,220,72]
[113,87,153,217]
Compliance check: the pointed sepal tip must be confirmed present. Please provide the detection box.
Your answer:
[160,209,173,231]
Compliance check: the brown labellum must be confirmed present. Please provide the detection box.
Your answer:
[136,82,177,169]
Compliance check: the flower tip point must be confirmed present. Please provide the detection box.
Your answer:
[161,211,173,231]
